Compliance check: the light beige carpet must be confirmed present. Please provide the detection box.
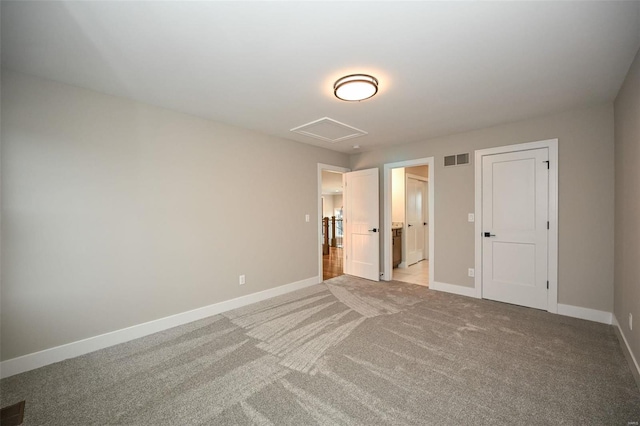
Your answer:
[2,275,639,425]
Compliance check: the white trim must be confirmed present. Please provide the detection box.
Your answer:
[474,139,559,313]
[430,281,478,298]
[317,163,350,281]
[613,315,640,381]
[382,157,434,285]
[557,303,612,325]
[0,276,320,379]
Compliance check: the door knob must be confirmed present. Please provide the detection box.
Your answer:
[423,222,427,226]
[484,232,496,237]
[368,228,378,232]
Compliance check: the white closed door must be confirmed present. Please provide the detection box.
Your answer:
[482,148,549,310]
[344,168,380,281]
[406,177,425,266]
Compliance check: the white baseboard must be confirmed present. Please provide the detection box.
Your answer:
[0,276,320,379]
[430,283,612,325]
[431,281,478,298]
[613,315,640,383]
[557,303,612,325]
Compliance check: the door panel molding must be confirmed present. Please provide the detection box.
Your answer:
[405,174,427,266]
[344,168,380,281]
[474,139,558,313]
[481,149,549,309]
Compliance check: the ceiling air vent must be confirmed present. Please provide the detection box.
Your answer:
[444,153,470,167]
[290,117,367,143]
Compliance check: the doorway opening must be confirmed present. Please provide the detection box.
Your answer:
[318,164,349,282]
[383,158,434,287]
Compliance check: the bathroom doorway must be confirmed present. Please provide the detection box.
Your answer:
[383,158,434,287]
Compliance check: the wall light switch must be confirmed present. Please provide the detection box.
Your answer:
[239,275,246,285]
[468,213,475,222]
[305,214,310,222]
[468,268,475,277]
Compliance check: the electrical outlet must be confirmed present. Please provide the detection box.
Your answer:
[468,268,475,277]
[630,313,633,331]
[239,275,246,285]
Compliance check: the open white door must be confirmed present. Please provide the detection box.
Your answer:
[344,168,380,281]
[406,176,426,265]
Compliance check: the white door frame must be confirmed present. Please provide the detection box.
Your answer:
[318,163,350,282]
[382,157,434,283]
[474,139,558,313]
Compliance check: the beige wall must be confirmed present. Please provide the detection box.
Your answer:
[405,165,428,178]
[322,194,342,218]
[322,195,343,218]
[351,104,615,312]
[332,194,343,217]
[322,196,334,218]
[0,71,349,360]
[614,48,640,364]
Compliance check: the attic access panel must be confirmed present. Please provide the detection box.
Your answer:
[290,117,367,143]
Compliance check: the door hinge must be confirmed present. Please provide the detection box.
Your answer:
[543,160,550,169]
[547,221,550,230]
[547,280,549,289]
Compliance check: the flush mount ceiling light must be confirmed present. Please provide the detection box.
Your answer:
[334,74,378,101]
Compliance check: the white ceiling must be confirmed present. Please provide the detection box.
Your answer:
[2,1,639,153]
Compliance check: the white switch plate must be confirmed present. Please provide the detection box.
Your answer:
[468,268,475,277]
[305,214,310,222]
[239,275,246,285]
[468,213,475,222]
